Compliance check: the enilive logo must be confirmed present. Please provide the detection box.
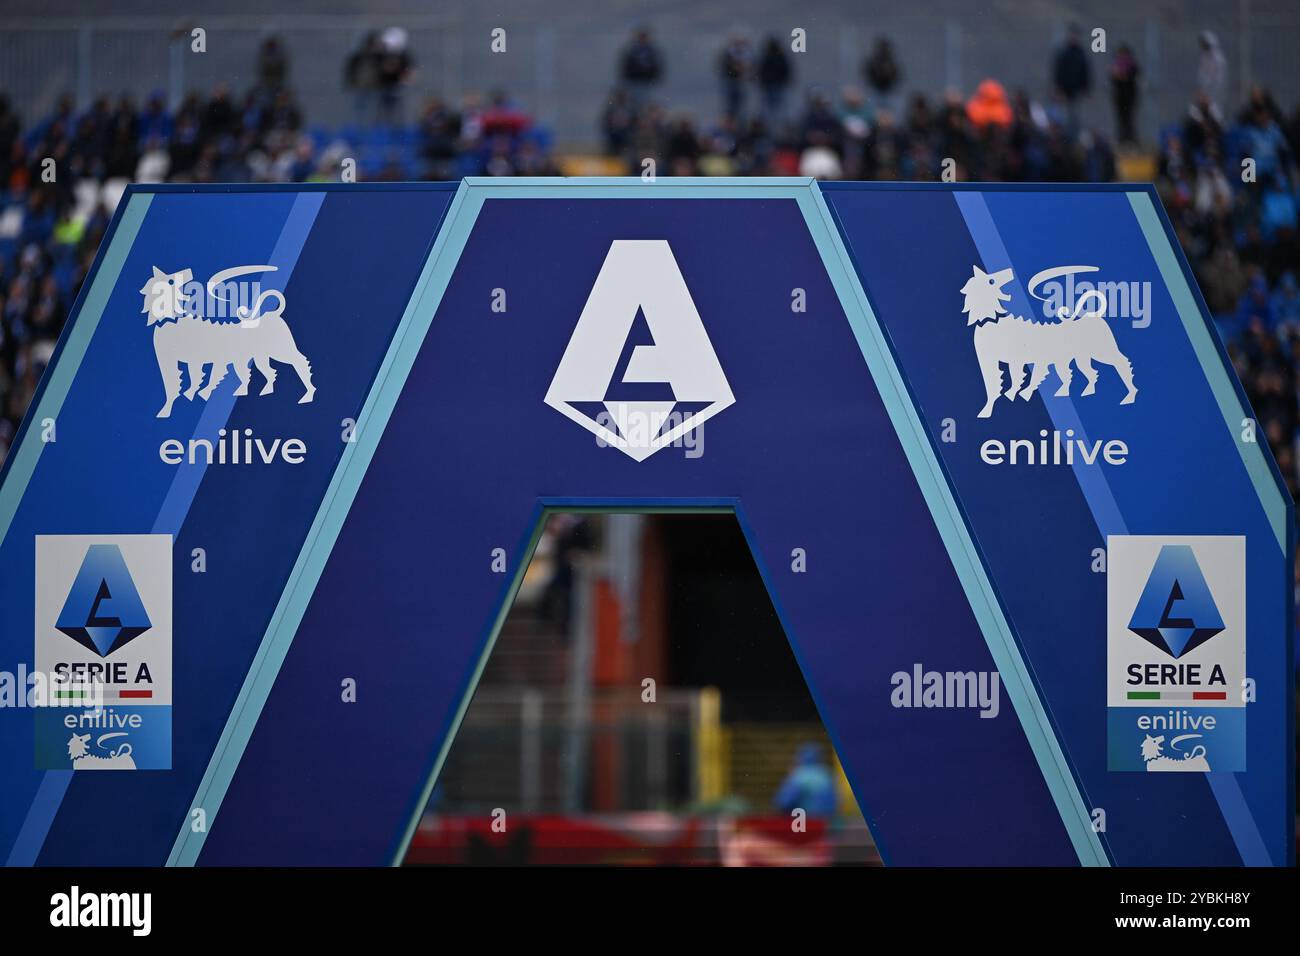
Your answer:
[962,264,1138,419]
[142,265,316,419]
[143,266,313,467]
[545,240,734,462]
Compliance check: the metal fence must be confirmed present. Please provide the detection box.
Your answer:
[434,686,705,814]
[3,1,1299,148]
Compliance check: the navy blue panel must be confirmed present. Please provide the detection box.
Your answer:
[205,196,1076,865]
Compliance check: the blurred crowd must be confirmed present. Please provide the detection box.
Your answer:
[1156,83,1300,503]
[602,25,1121,181]
[0,26,1299,540]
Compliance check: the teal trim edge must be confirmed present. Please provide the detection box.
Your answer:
[803,184,1110,867]
[386,510,550,865]
[0,193,152,544]
[167,182,474,865]
[1127,192,1287,553]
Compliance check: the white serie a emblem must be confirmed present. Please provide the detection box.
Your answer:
[141,265,316,418]
[961,264,1137,418]
[545,240,734,462]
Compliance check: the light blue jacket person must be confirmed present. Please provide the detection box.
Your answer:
[774,743,838,818]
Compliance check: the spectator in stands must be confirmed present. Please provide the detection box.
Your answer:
[167,114,202,179]
[628,102,666,170]
[70,96,110,177]
[718,36,751,120]
[204,83,238,141]
[1259,173,1298,244]
[103,123,137,181]
[796,90,845,180]
[1192,145,1231,217]
[619,26,663,110]
[264,89,303,135]
[666,115,702,176]
[481,89,531,138]
[345,31,383,129]
[838,87,872,178]
[1052,24,1091,128]
[774,743,837,819]
[419,97,463,178]
[0,95,19,185]
[1272,271,1300,331]
[967,79,1013,131]
[1109,43,1140,145]
[1183,91,1223,159]
[937,89,975,173]
[1238,271,1276,330]
[27,93,74,147]
[757,36,792,125]
[256,35,290,96]
[1197,31,1227,115]
[1240,98,1294,186]
[864,37,902,112]
[800,88,842,150]
[1199,245,1248,316]
[539,514,592,631]
[137,92,172,144]
[376,27,415,127]
[601,88,634,157]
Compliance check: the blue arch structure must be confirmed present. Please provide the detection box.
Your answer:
[0,179,1290,867]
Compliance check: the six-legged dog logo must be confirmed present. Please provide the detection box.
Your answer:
[961,264,1137,418]
[142,265,316,418]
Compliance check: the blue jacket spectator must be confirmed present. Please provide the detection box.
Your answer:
[774,743,838,818]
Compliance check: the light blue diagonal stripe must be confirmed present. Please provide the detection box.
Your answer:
[1206,774,1272,865]
[168,183,473,865]
[3,194,152,868]
[1127,192,1286,553]
[0,194,152,550]
[811,186,1109,867]
[4,773,72,867]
